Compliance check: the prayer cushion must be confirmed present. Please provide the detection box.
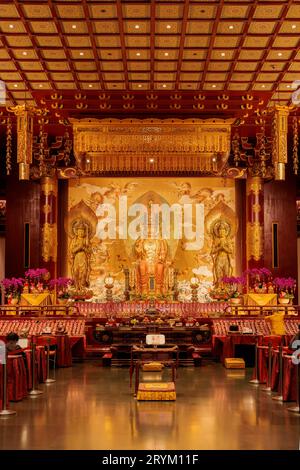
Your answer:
[224,358,245,369]
[142,362,164,371]
[137,382,176,400]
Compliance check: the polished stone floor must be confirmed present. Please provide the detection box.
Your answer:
[0,362,299,450]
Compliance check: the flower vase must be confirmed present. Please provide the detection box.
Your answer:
[57,298,68,305]
[230,297,242,305]
[278,298,290,305]
[11,298,19,305]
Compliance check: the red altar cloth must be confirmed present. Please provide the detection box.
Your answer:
[56,335,72,367]
[271,349,297,401]
[6,355,28,401]
[212,334,260,364]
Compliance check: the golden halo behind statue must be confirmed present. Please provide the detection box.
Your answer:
[66,200,98,239]
[205,200,238,238]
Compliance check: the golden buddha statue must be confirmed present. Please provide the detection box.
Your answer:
[133,222,169,296]
[211,219,233,285]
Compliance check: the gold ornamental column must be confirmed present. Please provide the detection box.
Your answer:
[40,175,58,279]
[246,176,264,270]
[272,105,293,181]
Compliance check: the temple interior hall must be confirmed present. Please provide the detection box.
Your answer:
[0,0,300,453]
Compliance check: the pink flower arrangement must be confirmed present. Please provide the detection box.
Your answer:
[273,277,296,295]
[25,268,49,280]
[49,277,73,298]
[1,277,24,297]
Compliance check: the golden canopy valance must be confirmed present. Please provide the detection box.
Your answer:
[70,118,234,174]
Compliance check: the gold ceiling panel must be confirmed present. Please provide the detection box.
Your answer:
[181,61,204,71]
[208,62,231,72]
[11,91,33,99]
[289,62,300,71]
[261,62,286,71]
[238,50,264,60]
[179,83,198,90]
[282,72,299,81]
[185,36,210,48]
[80,82,101,90]
[253,5,284,19]
[56,5,85,19]
[227,83,250,91]
[6,36,33,47]
[156,4,184,19]
[0,63,16,71]
[124,21,150,34]
[203,83,224,91]
[214,36,240,47]
[31,83,52,90]
[243,36,270,48]
[231,72,254,81]
[154,82,174,90]
[0,50,10,59]
[103,72,125,81]
[70,49,95,60]
[99,49,123,60]
[66,36,91,48]
[267,50,293,60]
[74,62,96,72]
[180,72,202,81]
[42,50,67,59]
[77,72,99,81]
[252,83,273,91]
[221,5,250,19]
[127,61,149,71]
[130,83,150,90]
[205,72,228,82]
[155,50,179,60]
[186,21,212,34]
[0,72,22,81]
[49,62,71,71]
[128,50,151,60]
[128,72,150,81]
[22,5,52,18]
[279,21,300,33]
[156,21,181,34]
[101,62,124,71]
[211,50,235,60]
[62,22,88,34]
[188,5,217,19]
[25,72,48,81]
[89,5,117,19]
[106,82,125,90]
[126,36,150,48]
[182,50,206,60]
[123,4,150,18]
[155,35,180,48]
[0,22,26,34]
[93,21,119,34]
[286,5,300,18]
[256,72,280,82]
[154,72,177,82]
[155,61,177,71]
[13,50,38,60]
[30,21,58,34]
[6,82,26,91]
[56,82,77,90]
[273,36,299,48]
[95,36,121,47]
[217,22,244,34]
[0,4,19,17]
[36,36,63,48]
[248,21,276,34]
[235,62,258,72]
[51,72,74,81]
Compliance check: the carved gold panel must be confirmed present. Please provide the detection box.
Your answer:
[247,222,264,262]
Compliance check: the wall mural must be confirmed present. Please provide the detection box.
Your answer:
[67,178,237,301]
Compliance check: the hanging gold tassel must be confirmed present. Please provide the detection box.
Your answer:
[292,116,299,175]
[6,117,12,175]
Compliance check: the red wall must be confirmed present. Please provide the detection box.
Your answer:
[264,167,297,280]
[5,174,40,278]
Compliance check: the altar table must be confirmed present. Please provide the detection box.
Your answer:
[20,293,54,306]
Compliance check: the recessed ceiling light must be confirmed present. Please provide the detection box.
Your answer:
[88,84,93,88]
[149,158,154,163]
[292,24,297,29]
[278,52,282,56]
[9,24,14,29]
[138,84,142,88]
[166,25,171,29]
[164,52,169,57]
[286,85,291,88]
[39,84,43,88]
[86,158,90,163]
[135,25,140,29]
[261,85,265,88]
[212,84,216,88]
[229,25,234,30]
[14,84,18,88]
[136,52,141,56]
[212,157,217,162]
[79,52,84,56]
[162,84,166,88]
[72,25,77,29]
[221,52,225,57]
[22,51,27,56]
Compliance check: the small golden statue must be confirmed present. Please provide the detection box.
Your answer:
[210,219,233,285]
[69,219,92,292]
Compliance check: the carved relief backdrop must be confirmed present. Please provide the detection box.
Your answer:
[67,177,236,301]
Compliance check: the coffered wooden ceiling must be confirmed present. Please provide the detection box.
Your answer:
[0,0,300,121]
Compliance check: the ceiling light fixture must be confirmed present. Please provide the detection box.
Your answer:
[138,84,142,88]
[166,25,171,29]
[79,52,84,56]
[212,84,216,88]
[292,24,297,29]
[39,84,43,88]
[261,85,265,88]
[278,52,282,56]
[149,158,154,163]
[162,84,166,88]
[89,84,93,88]
[221,52,225,57]
[229,25,234,30]
[72,25,77,29]
[286,85,291,88]
[164,52,169,57]
[135,25,140,29]
[14,84,18,88]
[9,24,14,29]
[136,52,141,56]
[22,51,27,56]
